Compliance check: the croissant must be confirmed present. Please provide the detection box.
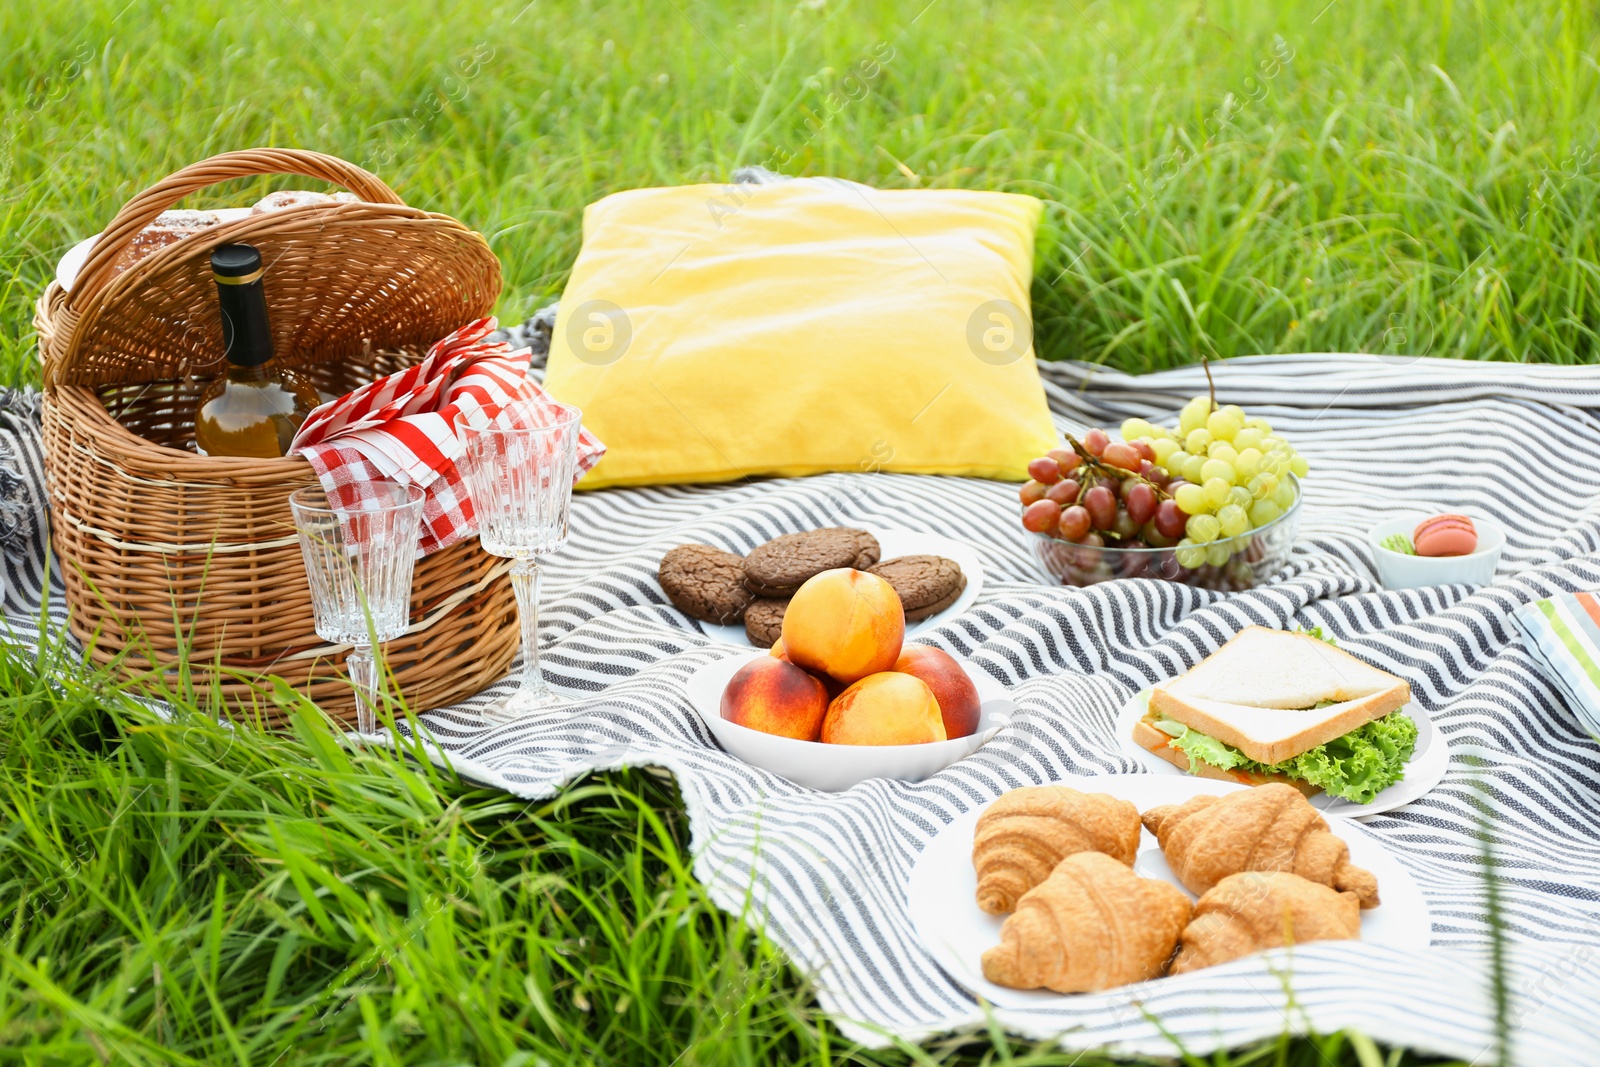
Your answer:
[972,785,1142,914]
[1170,872,1362,975]
[981,851,1191,993]
[1142,783,1380,908]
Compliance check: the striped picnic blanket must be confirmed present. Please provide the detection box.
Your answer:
[5,351,1600,1064]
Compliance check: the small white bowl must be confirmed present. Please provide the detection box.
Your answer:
[1366,514,1505,590]
[684,650,1015,791]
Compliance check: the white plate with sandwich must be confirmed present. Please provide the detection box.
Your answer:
[906,774,1431,1008]
[1117,627,1449,817]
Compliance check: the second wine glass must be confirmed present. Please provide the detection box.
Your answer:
[455,399,582,718]
[289,482,425,734]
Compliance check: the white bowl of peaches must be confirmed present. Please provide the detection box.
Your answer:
[684,568,1013,791]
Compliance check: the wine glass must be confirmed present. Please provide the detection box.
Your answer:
[455,399,582,718]
[289,482,425,734]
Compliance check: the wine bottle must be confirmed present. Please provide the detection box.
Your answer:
[193,244,320,458]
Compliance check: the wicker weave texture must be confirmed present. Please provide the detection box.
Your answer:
[37,149,516,724]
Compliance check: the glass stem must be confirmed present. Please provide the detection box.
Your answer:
[347,644,378,735]
[509,556,547,699]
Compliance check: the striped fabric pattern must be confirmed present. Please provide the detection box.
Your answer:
[1513,592,1600,740]
[5,353,1600,1065]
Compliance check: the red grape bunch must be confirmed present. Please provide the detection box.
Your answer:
[1017,429,1188,552]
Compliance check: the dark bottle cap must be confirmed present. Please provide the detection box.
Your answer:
[211,243,273,366]
[212,244,264,285]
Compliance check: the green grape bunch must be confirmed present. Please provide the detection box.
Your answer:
[1120,396,1307,570]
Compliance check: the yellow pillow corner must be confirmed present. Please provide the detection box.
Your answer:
[543,179,1058,490]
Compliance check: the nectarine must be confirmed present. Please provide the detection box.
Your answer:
[894,645,981,739]
[721,657,829,741]
[821,672,947,746]
[782,568,905,684]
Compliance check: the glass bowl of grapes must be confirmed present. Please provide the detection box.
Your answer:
[1020,399,1307,592]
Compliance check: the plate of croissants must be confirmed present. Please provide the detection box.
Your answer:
[906,776,1428,1006]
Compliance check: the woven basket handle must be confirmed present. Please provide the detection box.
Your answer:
[71,148,407,307]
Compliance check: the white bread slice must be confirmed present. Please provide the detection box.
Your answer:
[1131,716,1320,798]
[1147,627,1410,765]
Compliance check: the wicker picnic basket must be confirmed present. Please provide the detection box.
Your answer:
[35,148,519,725]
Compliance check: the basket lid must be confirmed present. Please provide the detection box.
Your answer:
[43,148,502,389]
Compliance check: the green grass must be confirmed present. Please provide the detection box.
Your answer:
[3,0,1599,384]
[0,0,1561,1060]
[0,633,1468,1065]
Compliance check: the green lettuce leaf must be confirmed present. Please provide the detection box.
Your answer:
[1296,625,1338,646]
[1162,723,1246,771]
[1158,711,1419,805]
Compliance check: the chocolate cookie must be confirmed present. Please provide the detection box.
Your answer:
[868,555,966,621]
[742,527,881,596]
[659,544,753,624]
[743,598,790,648]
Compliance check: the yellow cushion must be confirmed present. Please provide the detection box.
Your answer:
[542,179,1059,489]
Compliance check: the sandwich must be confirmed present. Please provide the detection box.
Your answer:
[1133,627,1418,805]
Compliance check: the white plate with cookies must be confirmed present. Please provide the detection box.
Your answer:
[696,526,985,648]
[906,775,1430,1008]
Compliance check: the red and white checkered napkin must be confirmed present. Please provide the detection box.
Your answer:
[290,318,605,555]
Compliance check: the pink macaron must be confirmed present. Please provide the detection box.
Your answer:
[1413,514,1478,557]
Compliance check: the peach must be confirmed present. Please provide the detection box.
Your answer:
[782,568,905,684]
[767,639,843,698]
[814,668,847,702]
[721,657,829,741]
[894,645,982,739]
[821,672,947,746]
[765,639,844,699]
